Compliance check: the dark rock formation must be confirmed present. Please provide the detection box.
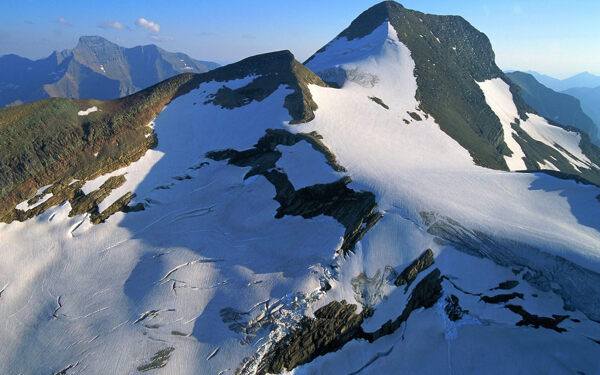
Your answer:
[256,300,369,375]
[256,268,444,374]
[364,268,443,341]
[505,304,568,333]
[492,280,519,290]
[394,248,435,288]
[445,294,468,321]
[481,292,524,304]
[207,128,379,254]
[137,347,175,372]
[368,96,389,109]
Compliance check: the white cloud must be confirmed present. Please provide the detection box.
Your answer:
[135,18,160,33]
[98,21,124,30]
[58,17,71,26]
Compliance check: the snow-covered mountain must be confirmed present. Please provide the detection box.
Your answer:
[0,35,218,107]
[1,2,599,374]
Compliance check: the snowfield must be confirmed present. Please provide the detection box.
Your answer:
[0,19,599,375]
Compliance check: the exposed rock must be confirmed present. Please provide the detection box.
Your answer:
[445,294,468,321]
[137,347,175,372]
[505,304,568,333]
[368,96,389,109]
[256,269,444,374]
[363,268,443,342]
[492,280,519,290]
[394,248,434,288]
[407,111,422,121]
[256,300,368,375]
[207,129,379,254]
[481,292,524,304]
[203,50,327,124]
[69,175,126,217]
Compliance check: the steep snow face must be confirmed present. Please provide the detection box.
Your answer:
[302,22,600,265]
[307,22,418,110]
[477,78,595,171]
[476,79,527,170]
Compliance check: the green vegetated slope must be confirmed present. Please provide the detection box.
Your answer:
[506,71,599,144]
[0,50,326,222]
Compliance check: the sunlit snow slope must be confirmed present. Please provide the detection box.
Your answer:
[1,4,600,375]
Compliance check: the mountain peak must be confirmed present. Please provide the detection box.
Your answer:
[200,49,325,124]
[76,35,116,47]
[307,1,525,170]
[337,1,405,40]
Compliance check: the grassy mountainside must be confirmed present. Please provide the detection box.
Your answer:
[0,73,199,222]
[0,50,326,223]
[507,71,598,144]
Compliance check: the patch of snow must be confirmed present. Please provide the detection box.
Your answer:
[276,141,341,189]
[15,193,53,211]
[521,113,593,168]
[538,159,559,171]
[476,78,527,170]
[477,78,594,171]
[78,106,98,116]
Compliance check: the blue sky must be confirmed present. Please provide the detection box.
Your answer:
[1,0,598,78]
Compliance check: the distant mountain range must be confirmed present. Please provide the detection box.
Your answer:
[563,86,600,133]
[0,35,218,107]
[526,70,600,91]
[506,71,599,144]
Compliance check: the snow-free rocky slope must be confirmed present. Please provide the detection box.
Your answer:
[0,35,218,107]
[1,2,600,374]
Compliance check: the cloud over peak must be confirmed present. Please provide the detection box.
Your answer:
[135,18,160,33]
[57,17,71,26]
[98,21,125,30]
